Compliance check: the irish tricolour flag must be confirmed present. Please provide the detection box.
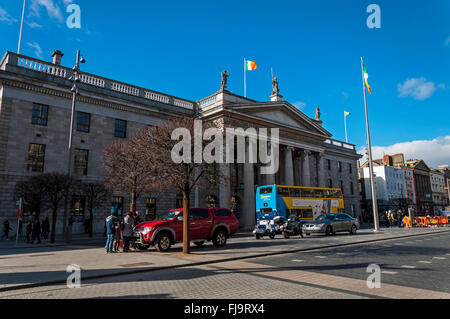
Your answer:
[245,59,257,71]
[363,63,372,94]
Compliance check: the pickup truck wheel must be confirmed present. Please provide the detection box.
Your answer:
[194,241,205,247]
[212,229,227,247]
[155,233,171,252]
[325,226,333,236]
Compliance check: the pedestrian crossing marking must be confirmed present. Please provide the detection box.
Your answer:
[291,259,304,262]
[433,257,445,260]
[401,265,416,269]
[419,261,432,264]
[315,256,326,259]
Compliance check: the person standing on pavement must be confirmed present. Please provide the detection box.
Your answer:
[397,209,403,228]
[1,220,11,240]
[17,219,23,241]
[42,217,50,240]
[31,218,41,244]
[113,219,122,252]
[105,213,117,253]
[122,211,134,253]
[25,220,33,243]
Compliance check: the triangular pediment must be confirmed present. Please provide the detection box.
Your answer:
[228,102,331,137]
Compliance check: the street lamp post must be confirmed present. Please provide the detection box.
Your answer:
[63,50,85,243]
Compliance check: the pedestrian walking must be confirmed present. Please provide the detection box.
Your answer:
[25,220,33,243]
[105,213,117,253]
[42,217,50,240]
[17,219,23,241]
[397,209,403,228]
[113,219,122,252]
[122,211,134,253]
[31,218,41,244]
[2,220,11,240]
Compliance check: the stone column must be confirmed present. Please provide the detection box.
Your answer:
[242,141,256,230]
[219,163,231,209]
[317,152,325,188]
[265,142,276,185]
[284,146,294,186]
[295,154,303,186]
[302,150,311,187]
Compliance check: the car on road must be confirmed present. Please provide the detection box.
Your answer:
[302,213,359,236]
[133,207,239,252]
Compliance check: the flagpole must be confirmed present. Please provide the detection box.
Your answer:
[17,0,26,54]
[344,112,348,143]
[361,57,380,232]
[244,57,247,97]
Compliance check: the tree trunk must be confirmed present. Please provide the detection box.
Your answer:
[89,211,93,238]
[182,191,190,254]
[129,191,137,213]
[50,208,57,244]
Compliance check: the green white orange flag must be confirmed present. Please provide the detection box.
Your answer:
[245,60,257,71]
[363,64,372,94]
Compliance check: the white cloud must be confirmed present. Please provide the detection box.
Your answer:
[398,77,436,100]
[445,36,450,47]
[358,136,450,168]
[27,21,43,28]
[30,0,63,22]
[0,7,18,24]
[293,101,306,110]
[26,42,43,59]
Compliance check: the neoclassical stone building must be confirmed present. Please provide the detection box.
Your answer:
[0,50,361,233]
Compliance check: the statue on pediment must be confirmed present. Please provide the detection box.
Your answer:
[272,76,279,95]
[315,105,321,121]
[220,70,229,90]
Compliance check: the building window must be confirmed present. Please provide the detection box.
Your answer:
[71,196,86,222]
[31,103,48,126]
[74,149,89,176]
[111,197,124,217]
[340,180,344,194]
[326,159,331,170]
[27,143,46,172]
[77,112,90,133]
[349,163,352,174]
[145,198,157,221]
[115,119,127,138]
[338,161,342,172]
[350,182,354,195]
[176,196,184,209]
[328,179,333,188]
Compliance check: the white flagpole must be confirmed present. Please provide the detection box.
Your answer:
[17,0,26,54]
[361,57,380,232]
[344,112,348,143]
[244,57,247,97]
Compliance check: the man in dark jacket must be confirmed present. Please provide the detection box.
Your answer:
[2,220,11,240]
[31,218,41,244]
[26,220,33,243]
[42,217,50,240]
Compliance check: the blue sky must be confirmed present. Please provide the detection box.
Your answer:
[1,0,449,166]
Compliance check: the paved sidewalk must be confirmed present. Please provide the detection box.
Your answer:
[0,226,448,291]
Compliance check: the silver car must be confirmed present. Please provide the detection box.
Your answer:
[302,213,359,236]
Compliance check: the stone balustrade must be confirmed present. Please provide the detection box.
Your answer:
[324,139,355,151]
[0,51,195,111]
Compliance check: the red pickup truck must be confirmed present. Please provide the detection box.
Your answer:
[133,207,239,252]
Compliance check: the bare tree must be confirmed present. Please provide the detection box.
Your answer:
[14,175,47,218]
[77,181,110,237]
[42,173,75,244]
[103,136,156,214]
[137,117,226,254]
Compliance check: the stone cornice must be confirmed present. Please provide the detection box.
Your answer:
[0,78,178,120]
